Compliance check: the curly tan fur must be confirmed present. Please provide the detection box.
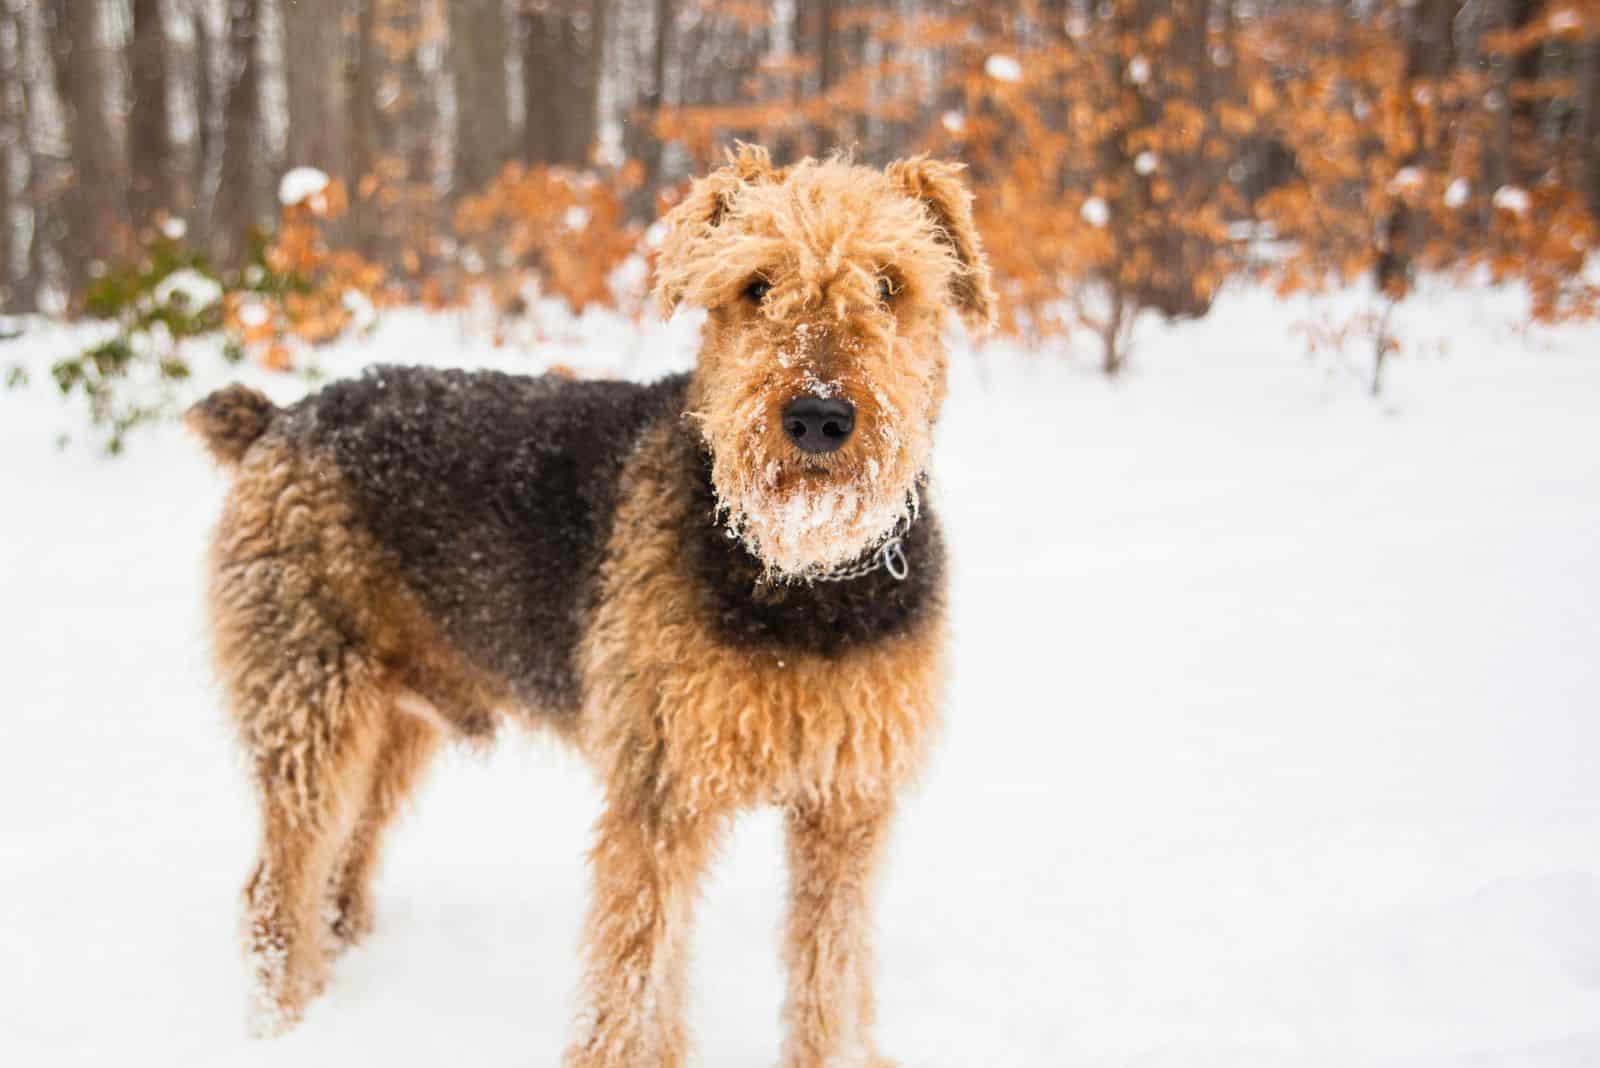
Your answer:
[566,421,942,1068]
[658,147,990,579]
[196,147,987,1064]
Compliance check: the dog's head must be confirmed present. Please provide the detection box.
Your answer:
[656,145,993,581]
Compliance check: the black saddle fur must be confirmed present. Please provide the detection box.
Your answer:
[296,366,943,715]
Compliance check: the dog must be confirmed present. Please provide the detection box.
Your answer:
[188,145,993,1067]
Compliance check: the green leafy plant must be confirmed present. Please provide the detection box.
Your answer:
[47,230,225,452]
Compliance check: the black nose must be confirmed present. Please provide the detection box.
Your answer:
[782,396,855,454]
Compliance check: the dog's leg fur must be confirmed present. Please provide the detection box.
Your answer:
[325,710,441,950]
[565,800,729,1068]
[238,683,385,1036]
[206,441,398,1034]
[780,800,897,1068]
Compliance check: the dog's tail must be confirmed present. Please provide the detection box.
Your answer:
[186,384,279,468]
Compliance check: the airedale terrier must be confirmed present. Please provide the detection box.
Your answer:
[188,146,993,1067]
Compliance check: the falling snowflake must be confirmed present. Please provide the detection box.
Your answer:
[1080,197,1110,227]
[1127,56,1152,85]
[563,206,591,232]
[941,111,967,134]
[1135,152,1159,176]
[1444,178,1470,209]
[160,217,188,241]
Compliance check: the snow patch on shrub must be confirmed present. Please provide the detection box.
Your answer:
[278,167,331,208]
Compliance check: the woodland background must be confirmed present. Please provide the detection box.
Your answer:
[2,0,1598,392]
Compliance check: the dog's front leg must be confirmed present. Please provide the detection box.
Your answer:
[780,799,898,1068]
[566,799,727,1068]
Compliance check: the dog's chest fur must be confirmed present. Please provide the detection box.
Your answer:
[299,367,945,772]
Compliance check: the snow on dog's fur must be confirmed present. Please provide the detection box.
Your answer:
[189,145,992,1068]
[657,146,993,578]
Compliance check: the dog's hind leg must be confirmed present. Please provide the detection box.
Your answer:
[234,663,388,1037]
[324,704,442,953]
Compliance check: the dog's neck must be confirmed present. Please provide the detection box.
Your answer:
[673,424,944,656]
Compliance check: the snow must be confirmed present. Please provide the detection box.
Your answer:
[236,300,272,329]
[1388,165,1424,195]
[940,110,966,135]
[152,268,223,310]
[342,288,378,333]
[278,166,331,207]
[1081,196,1110,227]
[3,279,1600,1065]
[1548,7,1582,33]
[160,217,189,241]
[1444,177,1471,209]
[1134,151,1159,176]
[1127,55,1152,85]
[1493,185,1531,216]
[985,54,1023,84]
[562,205,591,233]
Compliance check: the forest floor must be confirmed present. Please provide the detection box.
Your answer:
[3,280,1598,1067]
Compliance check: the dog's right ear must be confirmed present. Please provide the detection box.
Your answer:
[653,144,782,316]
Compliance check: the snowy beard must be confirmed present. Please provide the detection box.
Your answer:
[706,403,930,583]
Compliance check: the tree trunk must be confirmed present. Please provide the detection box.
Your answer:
[347,0,379,257]
[282,0,347,174]
[389,0,438,278]
[1376,0,1454,299]
[191,0,217,249]
[633,0,672,208]
[584,0,607,164]
[452,0,510,195]
[16,0,47,312]
[817,0,835,94]
[0,0,17,309]
[130,0,177,232]
[49,0,125,301]
[1578,34,1599,217]
[522,2,600,168]
[213,0,263,271]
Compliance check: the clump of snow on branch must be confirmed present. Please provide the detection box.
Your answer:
[154,269,223,310]
[278,167,331,208]
[1388,166,1424,195]
[1492,186,1531,216]
[236,300,272,329]
[985,54,1023,83]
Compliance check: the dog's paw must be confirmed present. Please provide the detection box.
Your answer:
[323,890,374,954]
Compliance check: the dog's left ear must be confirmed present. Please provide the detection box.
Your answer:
[654,144,782,316]
[886,156,996,331]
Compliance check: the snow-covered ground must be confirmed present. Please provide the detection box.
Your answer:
[3,282,1597,1066]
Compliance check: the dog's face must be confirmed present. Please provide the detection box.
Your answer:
[656,147,994,580]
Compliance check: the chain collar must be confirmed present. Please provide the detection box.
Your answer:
[810,534,910,583]
[723,486,922,586]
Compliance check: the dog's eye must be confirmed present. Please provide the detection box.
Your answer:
[877,276,895,303]
[744,278,771,304]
